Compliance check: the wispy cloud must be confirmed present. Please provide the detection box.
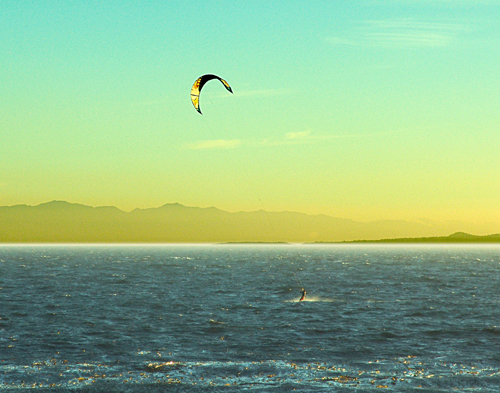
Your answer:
[285,130,312,140]
[366,19,465,47]
[262,130,337,147]
[327,18,467,48]
[367,31,453,47]
[268,128,405,146]
[185,139,242,150]
[185,129,402,150]
[272,130,377,146]
[185,132,319,151]
[366,20,464,31]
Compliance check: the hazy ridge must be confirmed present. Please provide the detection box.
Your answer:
[0,201,499,243]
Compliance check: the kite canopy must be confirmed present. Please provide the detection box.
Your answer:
[190,74,233,114]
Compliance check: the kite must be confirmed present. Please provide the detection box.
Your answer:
[190,74,233,114]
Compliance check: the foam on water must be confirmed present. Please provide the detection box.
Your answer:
[285,296,338,303]
[1,356,499,391]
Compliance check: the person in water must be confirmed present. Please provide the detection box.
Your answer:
[299,288,306,301]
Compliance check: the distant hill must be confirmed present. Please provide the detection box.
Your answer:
[343,232,500,244]
[0,201,499,243]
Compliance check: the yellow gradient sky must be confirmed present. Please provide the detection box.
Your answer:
[1,1,500,228]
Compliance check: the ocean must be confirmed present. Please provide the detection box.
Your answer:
[1,244,499,392]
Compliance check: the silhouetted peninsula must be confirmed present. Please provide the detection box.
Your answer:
[341,232,500,244]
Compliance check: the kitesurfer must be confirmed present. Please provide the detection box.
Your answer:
[299,288,306,301]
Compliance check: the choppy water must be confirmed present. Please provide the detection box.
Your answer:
[1,244,500,392]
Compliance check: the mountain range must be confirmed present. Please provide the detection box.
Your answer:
[0,201,499,243]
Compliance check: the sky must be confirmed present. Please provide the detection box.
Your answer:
[1,0,500,228]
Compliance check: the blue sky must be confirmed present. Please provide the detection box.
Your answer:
[1,1,499,226]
